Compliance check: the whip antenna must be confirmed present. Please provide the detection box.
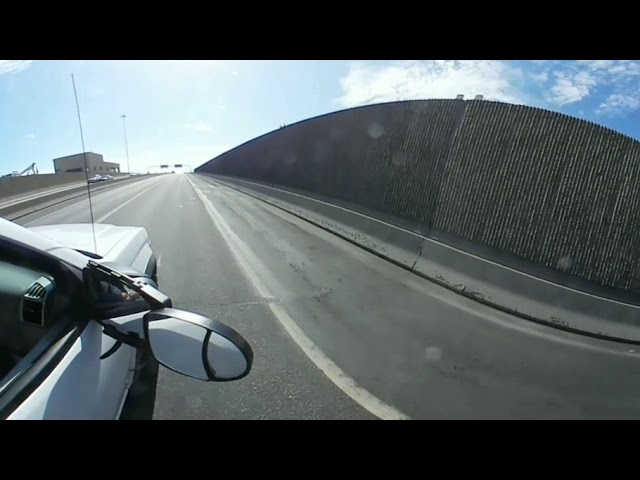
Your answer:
[71,73,98,255]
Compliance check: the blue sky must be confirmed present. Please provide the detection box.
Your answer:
[1,60,639,175]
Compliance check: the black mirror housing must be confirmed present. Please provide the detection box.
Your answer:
[87,261,252,384]
[143,308,253,382]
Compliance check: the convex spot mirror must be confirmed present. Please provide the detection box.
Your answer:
[143,308,253,382]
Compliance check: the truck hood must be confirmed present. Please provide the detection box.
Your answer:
[28,223,149,266]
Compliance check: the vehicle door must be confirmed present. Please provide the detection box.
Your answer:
[0,238,138,420]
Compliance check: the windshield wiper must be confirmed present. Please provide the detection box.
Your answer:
[85,260,172,311]
[75,249,102,259]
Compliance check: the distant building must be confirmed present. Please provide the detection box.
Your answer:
[53,152,120,174]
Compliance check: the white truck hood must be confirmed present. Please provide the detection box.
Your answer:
[28,223,150,267]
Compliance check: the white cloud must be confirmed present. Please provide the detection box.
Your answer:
[336,60,528,108]
[24,133,36,140]
[531,71,549,82]
[597,93,640,114]
[548,71,597,106]
[579,60,615,70]
[335,60,640,118]
[608,62,640,78]
[576,60,640,80]
[184,122,213,133]
[544,60,640,114]
[0,60,32,75]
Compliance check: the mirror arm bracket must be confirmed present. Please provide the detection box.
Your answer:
[99,321,147,352]
[100,339,123,360]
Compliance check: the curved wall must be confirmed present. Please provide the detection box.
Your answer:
[197,99,640,294]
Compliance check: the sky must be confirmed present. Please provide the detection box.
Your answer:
[1,60,640,175]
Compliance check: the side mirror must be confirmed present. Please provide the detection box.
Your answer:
[143,308,253,382]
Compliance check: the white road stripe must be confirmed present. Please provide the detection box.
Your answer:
[96,179,162,223]
[24,198,86,227]
[186,175,409,420]
[23,177,160,227]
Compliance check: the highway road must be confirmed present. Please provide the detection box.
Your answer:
[12,173,640,419]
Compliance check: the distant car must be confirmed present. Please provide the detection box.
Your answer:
[88,175,102,184]
[0,218,253,419]
[102,175,114,181]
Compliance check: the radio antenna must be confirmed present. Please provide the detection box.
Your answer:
[71,74,98,255]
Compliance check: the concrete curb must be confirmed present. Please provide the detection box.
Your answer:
[199,173,640,345]
[1,176,153,221]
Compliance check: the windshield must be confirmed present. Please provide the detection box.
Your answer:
[2,60,640,420]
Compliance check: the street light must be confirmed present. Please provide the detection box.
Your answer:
[121,114,131,174]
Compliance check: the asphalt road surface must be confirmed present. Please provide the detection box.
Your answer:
[13,173,640,419]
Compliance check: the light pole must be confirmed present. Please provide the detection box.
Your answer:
[121,114,131,174]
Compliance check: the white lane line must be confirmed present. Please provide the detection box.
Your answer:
[96,179,162,223]
[186,175,409,420]
[24,198,87,227]
[23,178,159,227]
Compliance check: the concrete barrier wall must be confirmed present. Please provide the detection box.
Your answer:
[0,175,156,220]
[203,174,640,343]
[0,172,129,200]
[196,99,640,295]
